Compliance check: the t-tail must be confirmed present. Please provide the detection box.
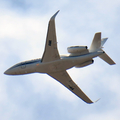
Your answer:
[89,32,116,65]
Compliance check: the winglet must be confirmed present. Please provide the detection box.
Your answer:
[50,10,60,20]
[87,98,100,104]
[94,98,101,103]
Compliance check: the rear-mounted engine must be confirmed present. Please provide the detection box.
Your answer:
[67,46,88,53]
[75,60,94,68]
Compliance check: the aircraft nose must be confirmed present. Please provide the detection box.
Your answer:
[4,69,11,75]
[4,68,15,75]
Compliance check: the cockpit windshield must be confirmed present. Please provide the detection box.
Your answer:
[12,58,41,68]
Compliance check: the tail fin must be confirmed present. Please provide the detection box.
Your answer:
[89,32,101,52]
[89,32,116,65]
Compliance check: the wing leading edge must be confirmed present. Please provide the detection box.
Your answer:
[48,71,95,104]
[41,11,60,62]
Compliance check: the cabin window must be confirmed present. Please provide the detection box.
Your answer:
[21,64,26,69]
[48,40,52,46]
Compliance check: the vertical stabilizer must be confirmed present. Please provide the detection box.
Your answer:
[89,32,115,65]
[89,32,101,52]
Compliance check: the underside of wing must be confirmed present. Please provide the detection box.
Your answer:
[48,71,94,104]
[41,11,60,62]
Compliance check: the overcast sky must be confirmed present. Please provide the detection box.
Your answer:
[0,0,120,120]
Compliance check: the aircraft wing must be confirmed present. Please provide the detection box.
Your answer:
[48,71,94,104]
[42,11,60,62]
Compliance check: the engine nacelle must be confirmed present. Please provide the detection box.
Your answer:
[75,60,94,68]
[67,46,87,53]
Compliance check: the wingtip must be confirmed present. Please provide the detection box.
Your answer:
[50,10,60,20]
[86,98,100,104]
[94,98,101,103]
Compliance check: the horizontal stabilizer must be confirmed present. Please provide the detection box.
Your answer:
[101,38,108,47]
[99,52,116,65]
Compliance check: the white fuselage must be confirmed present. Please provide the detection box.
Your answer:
[4,51,103,75]
[4,10,115,104]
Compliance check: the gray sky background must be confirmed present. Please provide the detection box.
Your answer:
[0,0,120,120]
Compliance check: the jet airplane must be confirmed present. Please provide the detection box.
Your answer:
[4,11,115,104]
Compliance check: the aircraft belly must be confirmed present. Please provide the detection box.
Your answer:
[36,52,103,73]
[36,61,67,73]
[36,58,84,73]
